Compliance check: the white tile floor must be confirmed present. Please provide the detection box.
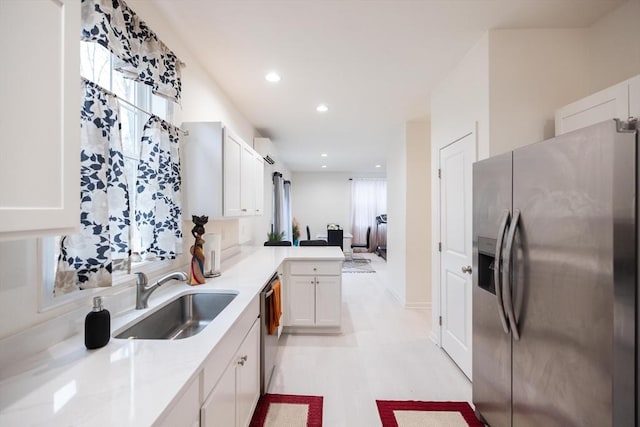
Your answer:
[268,254,472,426]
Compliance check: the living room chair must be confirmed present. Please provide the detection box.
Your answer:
[327,229,343,250]
[299,240,327,246]
[351,226,371,252]
[264,241,292,246]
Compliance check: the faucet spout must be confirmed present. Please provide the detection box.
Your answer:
[135,271,188,309]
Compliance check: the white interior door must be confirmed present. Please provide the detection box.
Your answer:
[439,132,475,379]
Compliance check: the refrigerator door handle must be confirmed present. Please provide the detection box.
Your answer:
[494,209,511,334]
[502,209,520,340]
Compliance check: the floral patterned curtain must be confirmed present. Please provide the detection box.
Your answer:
[54,79,131,296]
[80,0,183,103]
[135,116,183,259]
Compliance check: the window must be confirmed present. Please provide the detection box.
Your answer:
[351,178,387,252]
[41,43,178,307]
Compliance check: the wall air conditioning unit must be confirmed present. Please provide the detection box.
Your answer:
[254,137,278,165]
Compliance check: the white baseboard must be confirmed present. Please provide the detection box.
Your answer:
[405,302,432,310]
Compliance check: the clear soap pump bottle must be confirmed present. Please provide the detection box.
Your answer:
[85,296,110,349]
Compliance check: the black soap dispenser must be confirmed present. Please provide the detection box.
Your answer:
[85,296,110,349]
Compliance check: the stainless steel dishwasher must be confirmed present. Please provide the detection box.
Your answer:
[260,273,281,394]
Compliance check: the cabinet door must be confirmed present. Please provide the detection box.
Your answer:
[0,0,80,239]
[157,379,200,427]
[201,357,237,427]
[223,131,243,217]
[254,152,264,215]
[236,320,260,427]
[240,145,255,215]
[629,75,640,119]
[555,81,628,135]
[315,275,342,327]
[288,276,316,326]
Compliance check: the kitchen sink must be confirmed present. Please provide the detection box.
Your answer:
[115,292,238,340]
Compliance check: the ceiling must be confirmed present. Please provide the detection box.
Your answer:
[153,0,625,173]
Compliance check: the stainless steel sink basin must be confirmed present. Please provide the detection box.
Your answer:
[115,292,238,340]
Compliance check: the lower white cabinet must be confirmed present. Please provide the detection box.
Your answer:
[156,379,200,427]
[284,261,342,331]
[201,318,260,427]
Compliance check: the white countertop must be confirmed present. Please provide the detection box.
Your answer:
[0,246,344,427]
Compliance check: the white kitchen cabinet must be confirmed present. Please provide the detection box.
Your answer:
[253,152,265,215]
[201,318,260,427]
[201,352,236,427]
[224,130,244,217]
[287,275,316,326]
[235,318,260,427]
[284,261,342,332]
[630,75,640,118]
[182,122,264,218]
[156,378,200,427]
[240,144,256,215]
[555,74,640,135]
[0,0,80,240]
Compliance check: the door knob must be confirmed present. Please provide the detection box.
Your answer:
[461,265,472,274]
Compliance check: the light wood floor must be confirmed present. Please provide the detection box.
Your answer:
[269,253,472,426]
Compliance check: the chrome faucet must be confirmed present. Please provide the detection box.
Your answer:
[135,271,188,309]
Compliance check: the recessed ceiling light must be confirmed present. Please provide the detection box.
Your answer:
[321,165,327,168]
[265,72,281,83]
[375,164,382,168]
[321,153,328,157]
[316,104,328,113]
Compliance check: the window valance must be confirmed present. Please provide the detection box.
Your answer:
[81,0,184,103]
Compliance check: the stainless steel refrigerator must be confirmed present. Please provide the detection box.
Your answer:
[472,119,637,427]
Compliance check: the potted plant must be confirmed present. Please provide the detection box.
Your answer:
[267,231,284,242]
[292,217,301,246]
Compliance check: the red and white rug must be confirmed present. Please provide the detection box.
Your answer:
[250,393,323,427]
[376,400,484,427]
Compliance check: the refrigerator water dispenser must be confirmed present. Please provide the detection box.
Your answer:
[477,236,497,295]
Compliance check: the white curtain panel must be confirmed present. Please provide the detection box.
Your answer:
[135,116,183,259]
[351,178,387,252]
[54,79,131,296]
[272,172,285,238]
[283,180,293,241]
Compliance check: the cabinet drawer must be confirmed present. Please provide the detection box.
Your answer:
[288,261,341,276]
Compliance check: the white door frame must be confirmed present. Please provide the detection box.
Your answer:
[430,123,478,347]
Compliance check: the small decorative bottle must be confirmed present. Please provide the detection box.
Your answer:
[85,296,110,350]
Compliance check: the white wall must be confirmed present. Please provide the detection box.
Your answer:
[0,1,259,341]
[586,0,640,95]
[291,172,352,239]
[430,34,489,341]
[386,125,408,304]
[489,29,589,156]
[405,120,431,308]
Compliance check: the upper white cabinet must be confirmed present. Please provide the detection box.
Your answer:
[253,152,264,215]
[182,122,263,219]
[239,144,256,215]
[0,0,80,240]
[629,75,640,119]
[223,130,244,217]
[555,74,640,135]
